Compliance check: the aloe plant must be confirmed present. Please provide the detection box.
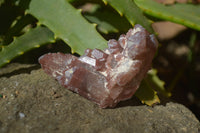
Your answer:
[3,14,37,45]
[135,0,200,31]
[136,69,171,106]
[135,80,160,106]
[102,0,154,33]
[28,0,107,55]
[2,0,199,68]
[84,9,131,34]
[0,26,54,68]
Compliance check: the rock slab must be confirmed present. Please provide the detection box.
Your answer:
[0,63,199,133]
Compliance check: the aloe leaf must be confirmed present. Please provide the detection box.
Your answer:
[135,0,200,31]
[3,14,37,45]
[0,1,21,35]
[135,69,171,106]
[145,69,171,97]
[135,80,160,106]
[0,26,54,68]
[102,0,153,33]
[84,10,131,34]
[28,0,107,55]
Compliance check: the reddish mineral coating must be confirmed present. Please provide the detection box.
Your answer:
[39,24,158,108]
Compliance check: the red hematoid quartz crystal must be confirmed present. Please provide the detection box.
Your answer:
[39,24,158,108]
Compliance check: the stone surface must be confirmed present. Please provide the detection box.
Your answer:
[0,63,199,133]
[39,24,158,108]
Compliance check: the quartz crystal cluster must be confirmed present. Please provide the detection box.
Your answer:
[39,24,158,108]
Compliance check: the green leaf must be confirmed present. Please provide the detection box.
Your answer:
[0,1,21,35]
[3,14,37,45]
[145,69,171,97]
[135,69,170,106]
[0,26,54,68]
[135,80,160,106]
[84,10,131,34]
[135,0,200,31]
[102,0,153,33]
[28,0,107,55]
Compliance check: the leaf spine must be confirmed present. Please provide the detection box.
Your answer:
[102,0,108,5]
[18,51,24,55]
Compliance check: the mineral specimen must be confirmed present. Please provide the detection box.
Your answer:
[39,24,158,108]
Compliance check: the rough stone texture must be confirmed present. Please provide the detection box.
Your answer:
[0,63,199,133]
